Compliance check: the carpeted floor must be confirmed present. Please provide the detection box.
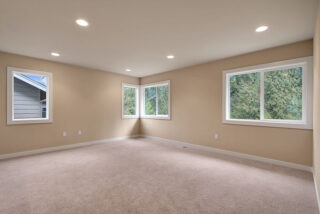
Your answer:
[0,138,318,214]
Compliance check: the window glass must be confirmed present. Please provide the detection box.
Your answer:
[123,87,136,115]
[145,87,156,115]
[158,85,169,115]
[229,72,260,120]
[223,57,312,129]
[141,81,170,119]
[13,73,47,120]
[264,67,302,120]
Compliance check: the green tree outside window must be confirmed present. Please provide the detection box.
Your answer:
[124,87,136,115]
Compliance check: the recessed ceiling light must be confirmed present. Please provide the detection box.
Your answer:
[167,55,175,59]
[51,52,60,57]
[255,25,268,32]
[76,19,89,27]
[125,69,131,72]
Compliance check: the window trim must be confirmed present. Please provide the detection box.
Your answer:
[140,80,171,120]
[222,56,313,129]
[122,83,139,119]
[7,67,53,125]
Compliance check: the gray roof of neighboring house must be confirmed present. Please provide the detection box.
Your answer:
[14,73,47,92]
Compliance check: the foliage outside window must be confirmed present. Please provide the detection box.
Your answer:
[145,87,157,115]
[230,72,260,120]
[223,57,313,129]
[157,86,169,115]
[122,84,139,118]
[264,68,302,120]
[141,81,170,119]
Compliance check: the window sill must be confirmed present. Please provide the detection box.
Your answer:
[122,115,139,119]
[7,118,53,125]
[223,119,312,130]
[140,115,171,120]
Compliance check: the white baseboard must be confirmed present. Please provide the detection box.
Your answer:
[2,134,312,173]
[0,134,313,173]
[313,172,320,214]
[141,135,313,172]
[0,135,140,160]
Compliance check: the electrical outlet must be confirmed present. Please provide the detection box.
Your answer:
[78,130,82,135]
[62,131,67,137]
[214,133,219,140]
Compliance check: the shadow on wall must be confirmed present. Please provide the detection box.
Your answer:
[118,118,140,137]
[130,119,140,136]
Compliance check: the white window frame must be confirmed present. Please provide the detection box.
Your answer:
[122,83,139,119]
[140,80,170,120]
[222,56,313,129]
[7,67,53,125]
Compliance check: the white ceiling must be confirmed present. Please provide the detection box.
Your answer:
[0,0,317,77]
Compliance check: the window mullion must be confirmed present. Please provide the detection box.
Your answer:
[136,87,139,117]
[156,87,158,116]
[143,88,146,116]
[260,71,264,121]
[226,74,230,120]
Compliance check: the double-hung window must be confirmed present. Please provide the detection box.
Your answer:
[223,57,313,129]
[122,83,139,119]
[140,80,170,119]
[7,67,53,125]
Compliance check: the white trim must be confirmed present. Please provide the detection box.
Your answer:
[140,80,171,120]
[7,67,53,125]
[0,135,140,160]
[260,71,265,120]
[141,80,170,88]
[141,135,312,172]
[222,56,313,129]
[313,172,320,214]
[122,83,139,119]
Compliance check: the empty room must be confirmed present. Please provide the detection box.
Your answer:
[1,0,320,213]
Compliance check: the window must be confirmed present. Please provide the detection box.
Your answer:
[140,80,170,119]
[122,83,139,119]
[223,57,313,129]
[7,67,53,125]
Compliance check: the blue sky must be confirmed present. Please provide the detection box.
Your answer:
[24,74,47,86]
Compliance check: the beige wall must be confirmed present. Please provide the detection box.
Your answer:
[0,52,140,155]
[0,40,315,167]
[313,3,320,197]
[141,40,313,166]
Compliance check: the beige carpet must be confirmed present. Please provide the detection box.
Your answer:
[0,138,318,214]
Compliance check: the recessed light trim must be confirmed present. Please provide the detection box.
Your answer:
[256,25,268,32]
[125,69,131,72]
[167,55,175,59]
[76,19,89,27]
[51,52,60,57]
